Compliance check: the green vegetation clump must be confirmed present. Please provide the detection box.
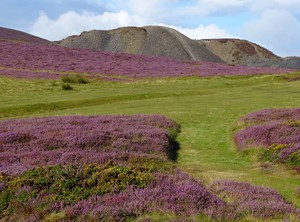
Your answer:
[287,151,300,167]
[61,74,90,84]
[259,144,289,162]
[61,83,73,90]
[0,161,153,219]
[126,156,175,173]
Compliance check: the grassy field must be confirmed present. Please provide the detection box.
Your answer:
[1,73,300,208]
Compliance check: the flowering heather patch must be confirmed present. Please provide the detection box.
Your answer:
[0,115,180,175]
[0,115,233,221]
[235,122,300,149]
[0,168,235,221]
[0,68,61,79]
[211,180,299,219]
[0,115,298,221]
[63,171,232,221]
[235,108,300,171]
[0,40,294,80]
[240,108,300,125]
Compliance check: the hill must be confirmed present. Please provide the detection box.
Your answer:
[280,57,300,70]
[200,39,300,70]
[54,26,224,63]
[0,27,49,44]
[55,26,300,70]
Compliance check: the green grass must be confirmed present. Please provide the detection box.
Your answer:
[0,73,300,208]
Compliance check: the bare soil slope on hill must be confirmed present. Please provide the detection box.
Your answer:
[0,27,49,44]
[199,39,281,67]
[55,26,223,63]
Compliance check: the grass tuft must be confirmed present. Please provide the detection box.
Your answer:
[61,83,73,90]
[61,75,90,84]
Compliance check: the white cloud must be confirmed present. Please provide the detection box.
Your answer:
[27,0,300,56]
[163,24,234,39]
[30,10,146,40]
[180,0,250,16]
[251,0,300,14]
[29,9,234,42]
[244,9,300,56]
[105,0,178,23]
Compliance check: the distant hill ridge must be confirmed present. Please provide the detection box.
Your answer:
[55,26,300,70]
[0,27,49,44]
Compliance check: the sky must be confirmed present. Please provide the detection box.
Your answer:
[1,0,300,56]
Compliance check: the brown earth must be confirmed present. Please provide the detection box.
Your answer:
[199,39,282,67]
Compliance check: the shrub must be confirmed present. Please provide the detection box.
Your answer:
[211,180,299,219]
[286,151,300,167]
[61,75,90,84]
[62,83,73,90]
[0,161,153,220]
[235,108,300,172]
[259,144,289,162]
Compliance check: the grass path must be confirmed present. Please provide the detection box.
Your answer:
[1,74,300,207]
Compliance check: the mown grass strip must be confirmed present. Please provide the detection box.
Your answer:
[0,91,214,119]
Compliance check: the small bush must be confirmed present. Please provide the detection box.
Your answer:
[286,151,300,167]
[61,75,90,84]
[62,83,73,90]
[50,81,59,86]
[259,144,288,162]
[5,162,153,204]
[295,187,300,198]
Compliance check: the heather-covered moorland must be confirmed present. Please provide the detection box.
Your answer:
[1,74,300,221]
[0,40,294,80]
[235,108,300,172]
[0,32,300,221]
[1,115,298,221]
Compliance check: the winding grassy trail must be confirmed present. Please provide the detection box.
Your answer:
[1,74,300,207]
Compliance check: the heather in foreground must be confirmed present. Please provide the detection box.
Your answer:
[0,115,227,221]
[211,180,299,219]
[235,108,300,172]
[0,115,299,221]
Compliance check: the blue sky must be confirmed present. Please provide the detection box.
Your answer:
[1,0,300,56]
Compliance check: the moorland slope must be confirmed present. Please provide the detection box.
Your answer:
[0,27,49,44]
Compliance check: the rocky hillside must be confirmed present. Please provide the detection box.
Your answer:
[54,26,223,63]
[280,57,300,69]
[0,27,49,44]
[199,39,281,67]
[55,26,300,70]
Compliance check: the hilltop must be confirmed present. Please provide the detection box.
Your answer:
[55,26,300,69]
[54,26,223,63]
